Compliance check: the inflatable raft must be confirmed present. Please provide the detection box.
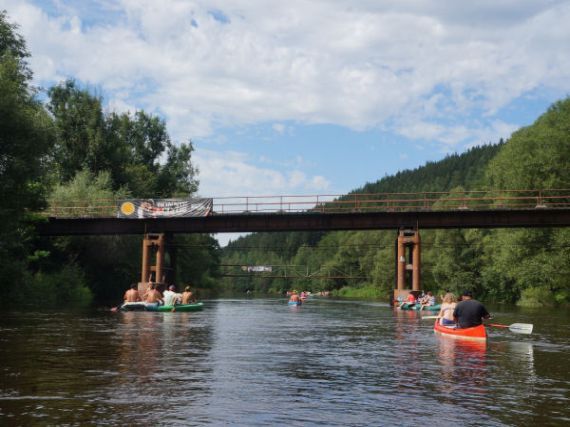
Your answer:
[157,303,204,312]
[399,303,441,311]
[120,302,204,312]
[120,302,147,311]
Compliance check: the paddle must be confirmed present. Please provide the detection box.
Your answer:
[421,316,533,334]
[487,323,533,335]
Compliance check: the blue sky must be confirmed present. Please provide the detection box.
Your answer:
[2,0,569,242]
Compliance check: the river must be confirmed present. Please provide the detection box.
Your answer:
[0,298,569,426]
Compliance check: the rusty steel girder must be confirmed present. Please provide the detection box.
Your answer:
[36,208,570,236]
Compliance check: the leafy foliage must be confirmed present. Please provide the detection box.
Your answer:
[0,12,210,307]
[1,10,569,307]
[0,11,54,303]
[48,81,199,197]
[221,100,570,306]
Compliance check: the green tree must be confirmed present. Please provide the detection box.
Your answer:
[0,10,31,82]
[482,98,570,305]
[44,170,138,303]
[106,109,199,197]
[0,11,54,301]
[174,234,221,294]
[487,99,570,190]
[47,80,109,183]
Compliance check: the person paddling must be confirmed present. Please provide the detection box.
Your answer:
[453,290,490,328]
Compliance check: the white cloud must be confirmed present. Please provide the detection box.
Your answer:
[288,170,306,188]
[308,175,330,191]
[2,0,569,144]
[272,123,285,134]
[396,118,518,153]
[215,232,250,247]
[194,149,330,196]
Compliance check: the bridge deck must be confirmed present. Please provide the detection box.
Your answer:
[36,208,570,235]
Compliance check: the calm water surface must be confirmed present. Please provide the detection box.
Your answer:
[0,298,569,426]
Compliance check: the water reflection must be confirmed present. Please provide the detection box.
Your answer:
[116,312,162,380]
[435,335,488,395]
[392,309,425,390]
[1,301,570,425]
[508,341,535,370]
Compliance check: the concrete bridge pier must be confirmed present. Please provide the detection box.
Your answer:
[394,228,421,303]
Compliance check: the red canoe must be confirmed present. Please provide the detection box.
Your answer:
[434,320,487,341]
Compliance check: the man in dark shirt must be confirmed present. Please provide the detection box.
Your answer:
[453,291,490,328]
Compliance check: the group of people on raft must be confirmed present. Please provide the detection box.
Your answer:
[401,291,437,309]
[123,282,196,308]
[401,290,490,329]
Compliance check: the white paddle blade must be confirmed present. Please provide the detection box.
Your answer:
[509,323,533,334]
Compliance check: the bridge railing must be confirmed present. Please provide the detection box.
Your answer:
[211,189,570,213]
[40,189,570,218]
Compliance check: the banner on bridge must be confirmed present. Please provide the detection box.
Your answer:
[241,265,273,272]
[117,198,213,218]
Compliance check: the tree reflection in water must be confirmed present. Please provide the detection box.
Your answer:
[436,335,488,399]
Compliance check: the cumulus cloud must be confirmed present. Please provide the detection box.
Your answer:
[194,149,330,196]
[3,0,569,142]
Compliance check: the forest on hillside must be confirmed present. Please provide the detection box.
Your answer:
[0,12,220,307]
[2,10,569,309]
[221,103,570,307]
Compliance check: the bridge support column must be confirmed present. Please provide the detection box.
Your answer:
[394,228,421,303]
[139,233,173,293]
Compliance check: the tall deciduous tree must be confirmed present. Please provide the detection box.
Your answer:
[48,82,199,197]
[487,99,570,190]
[47,80,111,183]
[0,11,54,295]
[482,98,570,304]
[106,110,198,196]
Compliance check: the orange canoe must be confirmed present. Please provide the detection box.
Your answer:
[434,320,487,341]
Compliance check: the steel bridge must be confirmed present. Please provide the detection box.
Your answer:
[34,189,570,296]
[36,189,570,236]
[219,264,367,280]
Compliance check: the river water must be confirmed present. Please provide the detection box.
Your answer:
[0,298,569,426]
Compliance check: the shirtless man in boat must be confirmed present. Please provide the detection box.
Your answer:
[144,283,163,305]
[123,283,141,302]
[181,286,195,304]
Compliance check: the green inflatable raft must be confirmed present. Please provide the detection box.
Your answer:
[399,303,441,311]
[157,302,204,312]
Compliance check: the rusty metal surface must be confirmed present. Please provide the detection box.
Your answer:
[42,189,570,218]
[36,208,570,236]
